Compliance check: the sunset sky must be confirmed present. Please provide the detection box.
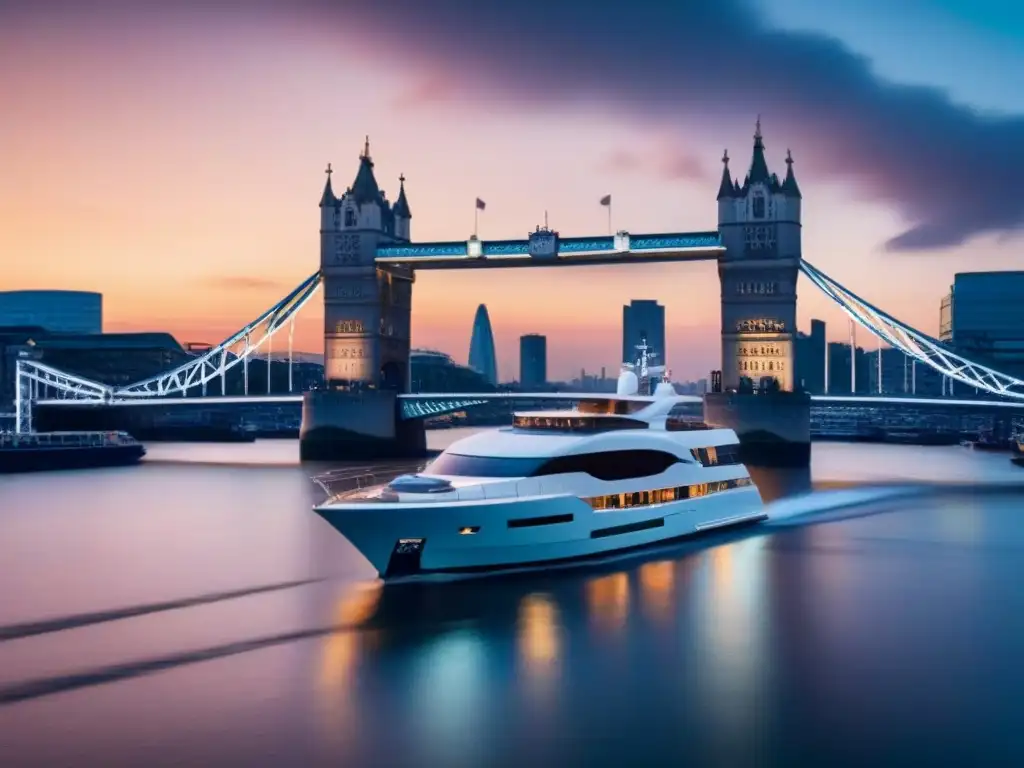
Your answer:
[2,1,1023,381]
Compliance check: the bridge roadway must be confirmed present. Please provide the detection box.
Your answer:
[373,231,724,270]
[35,392,1024,420]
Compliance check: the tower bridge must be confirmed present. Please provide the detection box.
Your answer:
[13,122,1024,466]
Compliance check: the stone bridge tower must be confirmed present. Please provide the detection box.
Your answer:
[319,139,414,392]
[716,120,802,391]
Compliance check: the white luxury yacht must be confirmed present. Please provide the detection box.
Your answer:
[313,371,765,582]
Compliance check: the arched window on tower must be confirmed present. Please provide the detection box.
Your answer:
[344,208,357,227]
[752,194,765,219]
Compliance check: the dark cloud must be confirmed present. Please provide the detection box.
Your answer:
[660,151,707,183]
[601,147,707,182]
[391,76,459,110]
[601,149,643,174]
[324,0,1024,253]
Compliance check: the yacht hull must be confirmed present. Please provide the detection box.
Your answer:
[314,487,764,581]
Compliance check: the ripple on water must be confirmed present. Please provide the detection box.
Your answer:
[1,439,1024,765]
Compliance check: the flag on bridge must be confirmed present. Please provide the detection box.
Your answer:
[476,198,487,211]
[600,194,611,206]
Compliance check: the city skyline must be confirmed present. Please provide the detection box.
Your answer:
[2,3,1023,381]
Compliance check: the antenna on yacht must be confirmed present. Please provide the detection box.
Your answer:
[634,336,659,395]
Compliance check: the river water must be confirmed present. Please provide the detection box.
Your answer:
[1,432,1024,766]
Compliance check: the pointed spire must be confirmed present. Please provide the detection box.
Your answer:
[747,115,771,185]
[319,162,337,207]
[349,136,381,205]
[717,149,735,200]
[782,148,802,199]
[394,173,412,218]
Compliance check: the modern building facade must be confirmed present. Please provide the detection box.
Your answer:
[410,349,496,393]
[468,304,498,386]
[940,272,1024,376]
[622,300,665,367]
[794,318,826,393]
[0,290,102,334]
[519,334,547,387]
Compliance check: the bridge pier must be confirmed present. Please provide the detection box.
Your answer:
[703,391,811,467]
[299,390,426,462]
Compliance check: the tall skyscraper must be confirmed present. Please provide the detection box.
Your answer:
[468,304,498,385]
[622,300,665,366]
[519,334,547,387]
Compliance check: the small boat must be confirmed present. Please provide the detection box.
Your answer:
[313,385,764,582]
[0,431,146,473]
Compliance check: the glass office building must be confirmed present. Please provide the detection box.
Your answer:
[0,290,102,334]
[940,272,1024,376]
[519,334,547,387]
[622,300,665,367]
[468,304,498,386]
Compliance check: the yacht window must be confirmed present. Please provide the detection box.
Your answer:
[536,449,681,481]
[513,415,648,432]
[691,444,742,467]
[425,453,548,478]
[585,477,752,510]
[426,448,693,480]
[665,419,713,431]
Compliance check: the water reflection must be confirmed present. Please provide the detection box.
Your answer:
[516,592,562,717]
[517,593,560,675]
[638,560,675,625]
[316,581,382,744]
[934,498,985,542]
[693,537,771,757]
[585,572,630,635]
[410,629,488,766]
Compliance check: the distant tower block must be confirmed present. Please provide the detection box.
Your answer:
[319,138,415,392]
[468,304,498,386]
[716,120,802,391]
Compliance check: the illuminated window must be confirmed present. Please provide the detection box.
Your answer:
[691,445,742,467]
[335,320,364,334]
[582,477,751,510]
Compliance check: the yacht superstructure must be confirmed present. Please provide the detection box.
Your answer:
[314,385,764,582]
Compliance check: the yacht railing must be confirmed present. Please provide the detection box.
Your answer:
[312,462,431,501]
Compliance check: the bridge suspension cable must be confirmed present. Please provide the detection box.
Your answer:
[112,270,322,399]
[800,260,1024,401]
[12,271,322,432]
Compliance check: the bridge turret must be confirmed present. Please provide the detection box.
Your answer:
[319,163,339,232]
[716,118,802,392]
[320,138,414,393]
[717,150,738,225]
[393,173,412,241]
[780,149,802,223]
